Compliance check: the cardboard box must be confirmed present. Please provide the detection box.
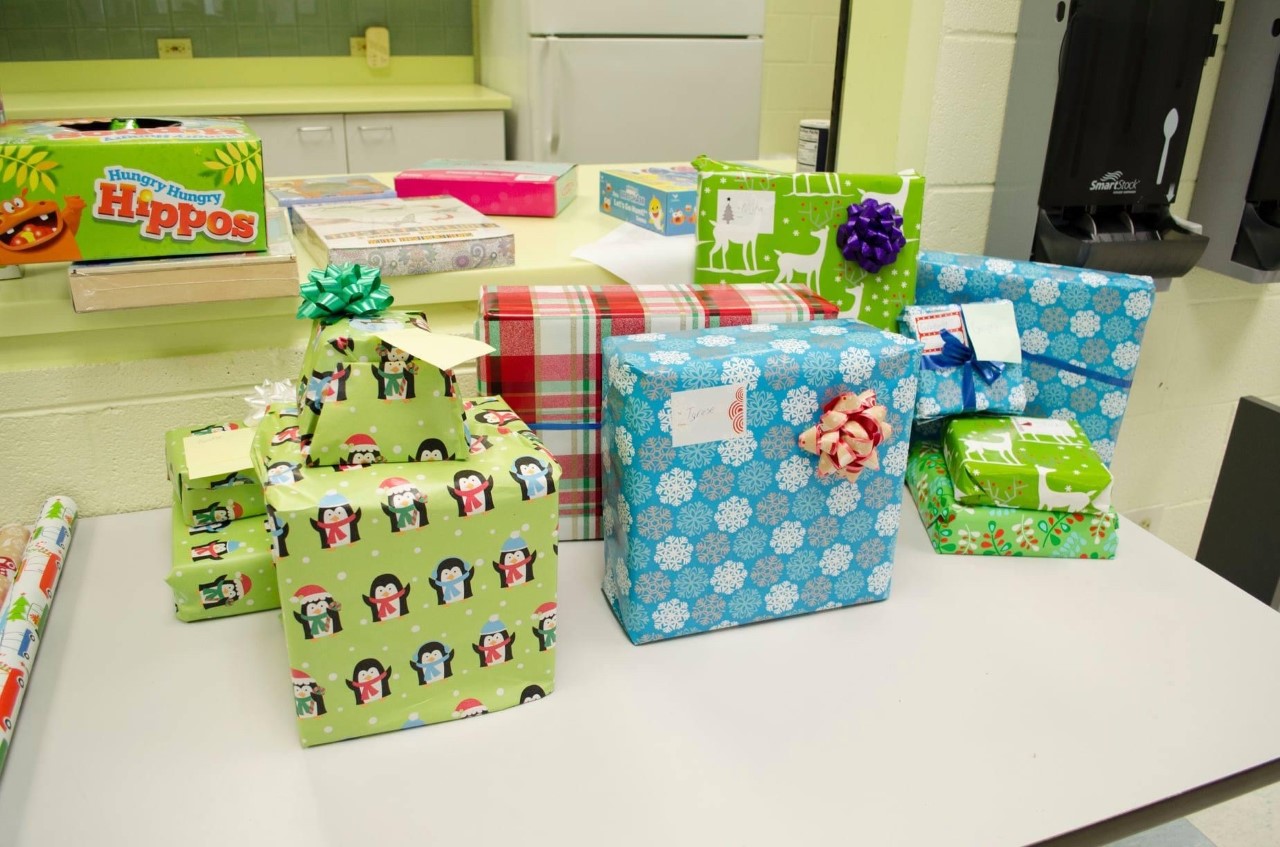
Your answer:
[914,252,1156,464]
[294,197,514,277]
[253,397,560,746]
[395,160,577,217]
[906,440,1118,558]
[167,507,279,622]
[599,166,699,235]
[0,116,268,266]
[476,283,839,541]
[602,318,922,643]
[266,174,395,233]
[692,157,925,329]
[68,207,296,312]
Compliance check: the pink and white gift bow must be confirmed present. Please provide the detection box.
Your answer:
[798,390,892,483]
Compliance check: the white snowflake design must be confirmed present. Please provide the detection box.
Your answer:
[1023,328,1050,355]
[1079,271,1109,287]
[715,497,753,533]
[656,468,696,506]
[810,324,849,336]
[628,333,667,343]
[1100,391,1127,419]
[917,395,942,419]
[975,394,990,411]
[781,386,819,426]
[1030,278,1060,306]
[1125,290,1152,319]
[764,582,799,614]
[607,355,636,395]
[892,376,917,413]
[1022,379,1039,403]
[616,428,635,465]
[985,258,1015,274]
[770,338,811,355]
[652,599,690,633]
[1092,438,1116,464]
[840,347,875,384]
[650,350,689,366]
[820,543,854,576]
[711,560,747,594]
[1007,383,1027,411]
[617,495,632,532]
[1069,310,1101,338]
[775,456,812,493]
[720,357,762,390]
[697,334,737,347]
[875,504,900,537]
[770,521,806,555]
[1111,341,1141,370]
[654,536,693,571]
[1050,409,1077,421]
[741,323,779,333]
[827,481,862,516]
[718,434,758,467]
[938,265,967,293]
[867,564,893,595]
[1058,366,1087,389]
[884,442,909,477]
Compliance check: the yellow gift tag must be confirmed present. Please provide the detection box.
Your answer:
[376,327,495,371]
[183,428,256,481]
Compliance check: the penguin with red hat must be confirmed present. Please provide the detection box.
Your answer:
[292,669,326,718]
[532,601,558,651]
[379,477,427,532]
[338,433,383,470]
[310,493,361,549]
[292,584,343,639]
[452,698,487,719]
[191,501,242,525]
[198,572,251,609]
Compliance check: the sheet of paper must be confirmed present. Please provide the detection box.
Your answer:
[961,301,1023,364]
[571,223,696,287]
[183,428,256,480]
[376,327,495,371]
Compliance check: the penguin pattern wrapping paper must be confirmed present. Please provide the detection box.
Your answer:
[254,397,560,746]
[601,319,921,643]
[165,422,264,528]
[167,507,279,622]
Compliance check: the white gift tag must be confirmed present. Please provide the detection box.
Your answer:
[376,327,495,371]
[670,384,747,447]
[960,301,1022,364]
[184,428,256,480]
[1011,416,1076,438]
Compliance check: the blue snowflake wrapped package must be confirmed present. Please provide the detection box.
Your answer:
[601,319,922,644]
[915,252,1155,465]
[899,301,1027,420]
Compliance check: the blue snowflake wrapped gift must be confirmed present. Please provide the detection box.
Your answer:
[915,252,1155,465]
[601,318,922,644]
[899,300,1027,421]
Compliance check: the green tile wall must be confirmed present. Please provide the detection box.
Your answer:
[0,0,473,61]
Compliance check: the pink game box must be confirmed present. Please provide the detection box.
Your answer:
[394,160,578,217]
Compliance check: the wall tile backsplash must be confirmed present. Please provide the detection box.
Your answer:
[0,0,473,61]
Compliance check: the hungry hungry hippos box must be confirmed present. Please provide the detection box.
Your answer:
[0,117,267,266]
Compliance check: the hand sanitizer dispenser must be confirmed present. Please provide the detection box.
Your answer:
[1188,0,1280,282]
[987,0,1222,278]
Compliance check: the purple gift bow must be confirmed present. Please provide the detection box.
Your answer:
[835,198,906,274]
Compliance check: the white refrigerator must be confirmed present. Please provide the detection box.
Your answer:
[478,0,765,164]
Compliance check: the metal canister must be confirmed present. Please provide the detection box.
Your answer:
[796,118,830,172]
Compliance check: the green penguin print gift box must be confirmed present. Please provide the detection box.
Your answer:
[0,116,267,266]
[167,507,279,622]
[692,156,925,328]
[294,264,493,468]
[252,396,561,746]
[165,420,264,528]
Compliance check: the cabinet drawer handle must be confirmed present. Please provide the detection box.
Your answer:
[357,125,394,133]
[296,126,334,133]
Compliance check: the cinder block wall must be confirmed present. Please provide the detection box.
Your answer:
[921,0,1280,556]
[759,0,840,158]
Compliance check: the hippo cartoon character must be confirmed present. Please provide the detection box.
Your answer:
[0,190,87,263]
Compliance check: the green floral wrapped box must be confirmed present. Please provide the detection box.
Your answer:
[167,507,279,622]
[692,156,925,328]
[908,441,1118,558]
[293,265,484,469]
[942,416,1113,514]
[165,421,264,527]
[253,396,561,747]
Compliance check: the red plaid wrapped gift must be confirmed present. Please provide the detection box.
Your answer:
[476,284,839,540]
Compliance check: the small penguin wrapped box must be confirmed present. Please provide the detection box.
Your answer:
[293,264,494,469]
[252,396,561,746]
[602,318,922,643]
[165,421,264,528]
[167,507,279,622]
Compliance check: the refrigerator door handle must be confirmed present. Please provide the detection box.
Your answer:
[546,35,561,157]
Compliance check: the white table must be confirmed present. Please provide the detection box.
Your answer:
[3,510,1280,846]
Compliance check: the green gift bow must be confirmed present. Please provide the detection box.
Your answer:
[297,264,394,321]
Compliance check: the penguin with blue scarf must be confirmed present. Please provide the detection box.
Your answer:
[510,455,555,501]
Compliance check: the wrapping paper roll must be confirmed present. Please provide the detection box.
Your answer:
[0,496,77,776]
[0,525,30,611]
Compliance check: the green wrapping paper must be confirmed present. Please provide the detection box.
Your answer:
[908,441,1118,558]
[253,396,561,746]
[167,507,279,622]
[295,311,470,467]
[942,416,1113,514]
[165,422,264,527]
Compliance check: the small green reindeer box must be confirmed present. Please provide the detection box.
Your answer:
[0,117,266,266]
[692,156,925,329]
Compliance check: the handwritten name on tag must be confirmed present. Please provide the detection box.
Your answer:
[670,384,747,447]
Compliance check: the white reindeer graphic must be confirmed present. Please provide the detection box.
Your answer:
[1035,465,1096,513]
[960,431,1019,465]
[709,219,760,272]
[774,227,830,287]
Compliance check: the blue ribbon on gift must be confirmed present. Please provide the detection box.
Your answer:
[920,328,1005,409]
[527,421,602,432]
[1021,352,1134,389]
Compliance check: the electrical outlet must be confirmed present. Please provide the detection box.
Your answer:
[1123,506,1165,535]
[349,37,367,57]
[157,38,193,59]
